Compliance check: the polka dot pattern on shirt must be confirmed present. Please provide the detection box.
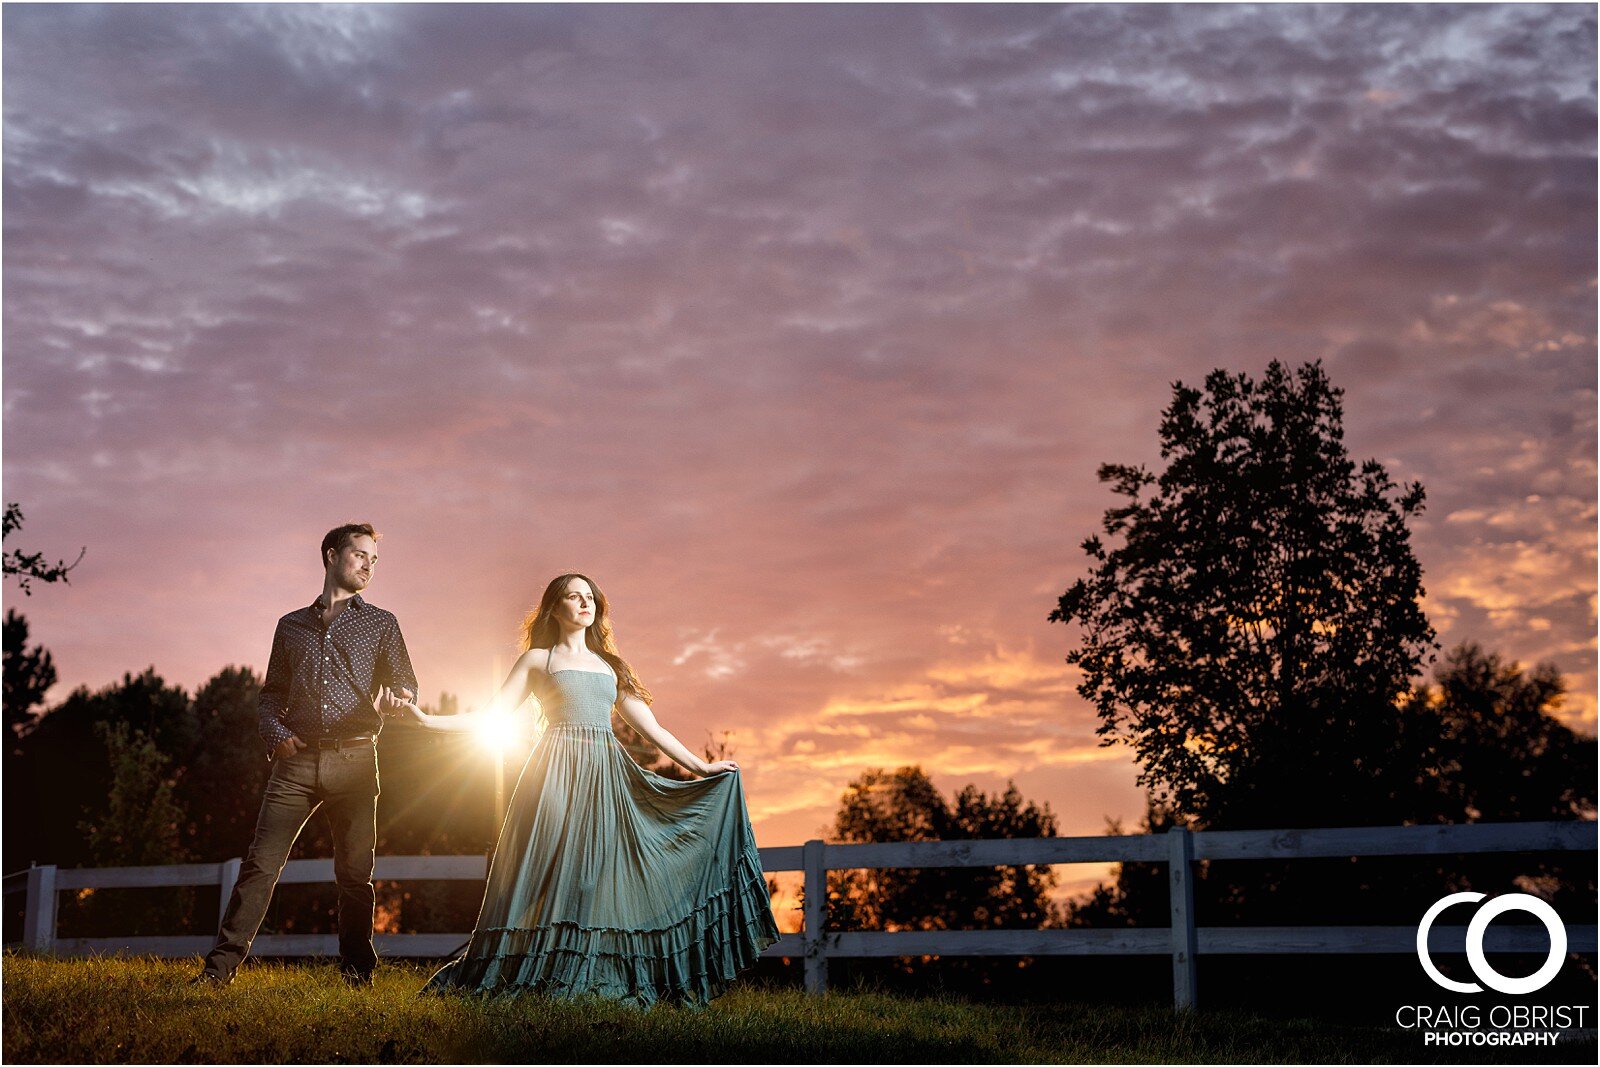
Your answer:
[258,594,419,751]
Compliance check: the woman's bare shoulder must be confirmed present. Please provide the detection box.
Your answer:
[516,648,552,671]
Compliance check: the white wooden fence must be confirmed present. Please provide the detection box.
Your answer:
[6,820,1594,1009]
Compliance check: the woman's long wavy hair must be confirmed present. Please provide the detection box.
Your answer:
[520,572,652,704]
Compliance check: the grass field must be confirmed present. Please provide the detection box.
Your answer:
[2,955,1594,1064]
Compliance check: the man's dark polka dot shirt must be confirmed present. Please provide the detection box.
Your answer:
[258,594,419,752]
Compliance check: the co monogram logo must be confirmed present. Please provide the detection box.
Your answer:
[1416,892,1567,995]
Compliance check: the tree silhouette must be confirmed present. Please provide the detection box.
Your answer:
[1050,359,1437,830]
[180,667,273,860]
[4,611,55,742]
[797,766,1062,992]
[3,610,60,915]
[7,669,196,874]
[824,766,1061,933]
[80,721,188,867]
[1067,646,1596,931]
[74,721,191,936]
[2,503,83,595]
[1406,643,1595,824]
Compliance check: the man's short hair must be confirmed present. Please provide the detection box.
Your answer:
[321,523,380,567]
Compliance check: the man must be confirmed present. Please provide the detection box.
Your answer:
[195,522,418,987]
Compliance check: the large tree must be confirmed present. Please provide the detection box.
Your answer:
[1051,360,1437,828]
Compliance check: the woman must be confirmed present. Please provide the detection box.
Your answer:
[401,573,779,1007]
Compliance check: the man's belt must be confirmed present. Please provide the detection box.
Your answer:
[314,735,375,750]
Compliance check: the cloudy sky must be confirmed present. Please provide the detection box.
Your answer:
[4,4,1595,892]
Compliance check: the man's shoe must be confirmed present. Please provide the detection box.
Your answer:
[189,970,233,988]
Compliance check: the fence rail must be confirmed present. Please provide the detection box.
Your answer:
[6,820,1594,1009]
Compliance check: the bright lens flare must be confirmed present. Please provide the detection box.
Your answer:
[474,711,521,755]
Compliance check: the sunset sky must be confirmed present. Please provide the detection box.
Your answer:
[4,4,1595,897]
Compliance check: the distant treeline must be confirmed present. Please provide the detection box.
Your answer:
[3,637,503,939]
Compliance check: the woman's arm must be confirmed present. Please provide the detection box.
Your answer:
[403,650,542,732]
[616,693,738,776]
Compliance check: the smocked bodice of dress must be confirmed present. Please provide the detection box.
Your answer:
[539,666,617,730]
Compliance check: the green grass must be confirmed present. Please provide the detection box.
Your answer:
[2,955,1593,1064]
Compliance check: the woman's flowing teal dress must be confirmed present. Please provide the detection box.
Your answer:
[423,654,780,1007]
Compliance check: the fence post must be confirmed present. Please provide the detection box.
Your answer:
[1168,826,1198,1010]
[802,838,827,995]
[23,864,57,954]
[217,858,242,933]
